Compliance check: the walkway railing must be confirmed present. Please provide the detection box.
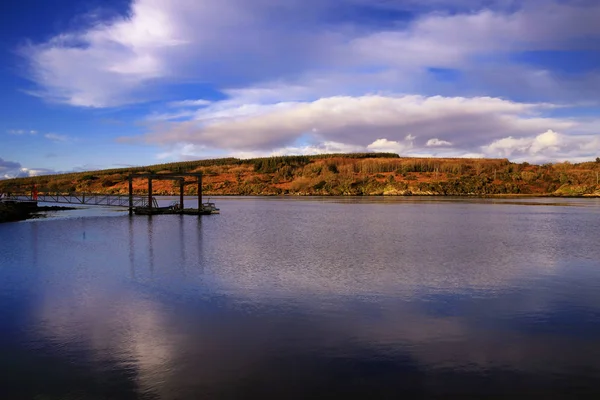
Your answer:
[8,193,159,208]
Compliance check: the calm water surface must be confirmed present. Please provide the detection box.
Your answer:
[1,197,600,399]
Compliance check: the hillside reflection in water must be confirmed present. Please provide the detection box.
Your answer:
[1,197,600,398]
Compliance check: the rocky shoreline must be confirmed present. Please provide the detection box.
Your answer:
[0,202,77,223]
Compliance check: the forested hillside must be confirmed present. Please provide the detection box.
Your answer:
[2,153,600,197]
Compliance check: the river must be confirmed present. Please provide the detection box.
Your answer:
[1,196,600,398]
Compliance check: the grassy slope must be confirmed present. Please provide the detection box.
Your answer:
[2,153,600,197]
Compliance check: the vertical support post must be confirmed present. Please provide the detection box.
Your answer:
[148,177,153,210]
[197,175,202,211]
[179,179,184,211]
[128,175,133,215]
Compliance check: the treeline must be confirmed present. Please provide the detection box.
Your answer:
[1,153,599,197]
[0,153,400,191]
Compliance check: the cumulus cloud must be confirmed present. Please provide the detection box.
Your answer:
[0,157,56,179]
[367,137,414,153]
[21,0,341,107]
[157,141,366,161]
[132,91,600,162]
[0,158,22,174]
[426,138,452,147]
[20,0,600,108]
[483,130,562,157]
[21,168,57,177]
[118,93,600,163]
[130,94,571,154]
[22,0,188,107]
[482,129,600,162]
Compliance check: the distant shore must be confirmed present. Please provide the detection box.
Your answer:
[2,153,599,198]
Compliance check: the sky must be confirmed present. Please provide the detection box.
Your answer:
[1,0,599,178]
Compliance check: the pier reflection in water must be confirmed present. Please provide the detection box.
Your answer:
[1,197,600,398]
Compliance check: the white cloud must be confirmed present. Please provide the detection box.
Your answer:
[7,129,37,135]
[167,99,212,108]
[352,2,600,68]
[157,140,366,161]
[146,109,197,122]
[14,0,600,165]
[483,136,531,156]
[135,94,568,152]
[21,0,341,107]
[0,158,22,178]
[157,143,207,160]
[20,168,57,177]
[426,138,452,147]
[482,129,562,157]
[529,129,561,154]
[22,0,186,107]
[457,152,485,158]
[367,137,414,154]
[232,141,367,160]
[21,0,600,108]
[125,93,600,162]
[44,133,69,142]
[0,157,56,179]
[482,129,600,162]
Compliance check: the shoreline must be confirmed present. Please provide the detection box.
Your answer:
[2,194,598,224]
[0,202,78,223]
[198,193,600,198]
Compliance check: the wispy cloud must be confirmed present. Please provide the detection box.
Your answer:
[167,99,212,108]
[7,129,37,135]
[145,109,197,122]
[44,133,69,142]
[6,130,71,143]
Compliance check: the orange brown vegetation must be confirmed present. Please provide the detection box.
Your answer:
[2,153,600,197]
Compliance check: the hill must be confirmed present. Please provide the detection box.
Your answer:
[1,153,600,197]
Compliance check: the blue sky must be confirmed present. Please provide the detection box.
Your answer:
[1,0,599,178]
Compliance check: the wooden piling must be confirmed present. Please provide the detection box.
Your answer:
[179,179,184,211]
[148,178,153,210]
[128,172,204,215]
[128,176,133,215]
[197,175,202,211]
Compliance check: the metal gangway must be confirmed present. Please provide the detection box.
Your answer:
[8,193,159,208]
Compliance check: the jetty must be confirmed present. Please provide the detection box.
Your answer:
[128,173,218,216]
[1,172,218,220]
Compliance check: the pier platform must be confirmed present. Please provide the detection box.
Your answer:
[134,201,219,216]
